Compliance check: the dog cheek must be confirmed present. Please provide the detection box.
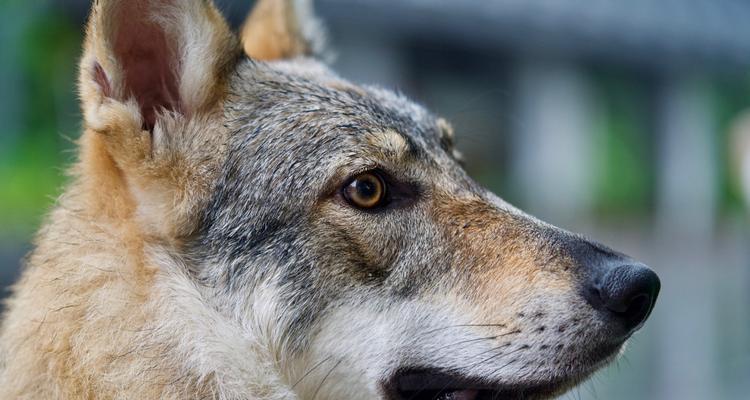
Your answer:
[308,206,403,285]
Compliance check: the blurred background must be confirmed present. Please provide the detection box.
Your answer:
[1,0,749,398]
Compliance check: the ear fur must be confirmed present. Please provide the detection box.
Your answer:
[241,0,326,60]
[80,0,239,130]
[77,0,240,239]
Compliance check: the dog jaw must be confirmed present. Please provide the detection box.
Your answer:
[289,289,621,400]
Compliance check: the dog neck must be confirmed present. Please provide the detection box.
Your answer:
[146,249,300,399]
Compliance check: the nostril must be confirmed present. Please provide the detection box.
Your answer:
[590,263,660,333]
[611,292,650,331]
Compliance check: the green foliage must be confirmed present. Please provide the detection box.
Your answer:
[0,3,80,235]
[590,69,654,216]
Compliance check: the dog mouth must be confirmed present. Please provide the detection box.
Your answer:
[384,369,574,400]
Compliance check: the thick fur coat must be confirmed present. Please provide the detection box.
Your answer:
[0,1,659,399]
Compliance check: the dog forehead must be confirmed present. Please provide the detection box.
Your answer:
[228,58,439,147]
[260,57,343,83]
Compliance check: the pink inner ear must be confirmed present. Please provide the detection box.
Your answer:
[113,1,181,131]
[93,62,113,98]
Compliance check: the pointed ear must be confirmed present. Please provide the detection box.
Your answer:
[79,0,240,131]
[241,0,325,60]
[76,0,240,239]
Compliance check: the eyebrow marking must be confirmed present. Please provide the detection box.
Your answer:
[437,117,456,151]
[368,130,411,160]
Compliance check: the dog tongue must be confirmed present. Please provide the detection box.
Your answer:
[439,390,479,400]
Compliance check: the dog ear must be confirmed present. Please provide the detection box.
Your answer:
[79,0,239,132]
[241,0,325,60]
[76,0,240,239]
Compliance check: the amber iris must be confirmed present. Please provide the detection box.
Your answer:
[343,172,386,209]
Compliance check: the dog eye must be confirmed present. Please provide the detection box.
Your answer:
[343,172,387,209]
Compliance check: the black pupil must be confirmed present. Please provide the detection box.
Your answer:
[356,177,378,199]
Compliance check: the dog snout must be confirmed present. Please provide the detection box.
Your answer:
[582,258,660,336]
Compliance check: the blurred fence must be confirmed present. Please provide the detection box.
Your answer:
[1,1,748,399]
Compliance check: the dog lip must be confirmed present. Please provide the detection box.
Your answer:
[381,335,625,400]
[382,368,574,400]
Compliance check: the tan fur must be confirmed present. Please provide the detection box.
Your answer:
[241,0,314,60]
[0,1,294,398]
[431,196,574,319]
[367,130,410,161]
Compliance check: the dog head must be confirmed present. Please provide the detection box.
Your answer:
[78,1,660,399]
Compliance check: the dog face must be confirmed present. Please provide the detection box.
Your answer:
[78,1,660,399]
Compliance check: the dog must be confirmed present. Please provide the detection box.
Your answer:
[0,0,660,399]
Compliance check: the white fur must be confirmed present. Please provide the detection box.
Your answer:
[151,1,225,113]
[148,249,298,400]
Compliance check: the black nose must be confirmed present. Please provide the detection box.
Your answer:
[584,261,660,334]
